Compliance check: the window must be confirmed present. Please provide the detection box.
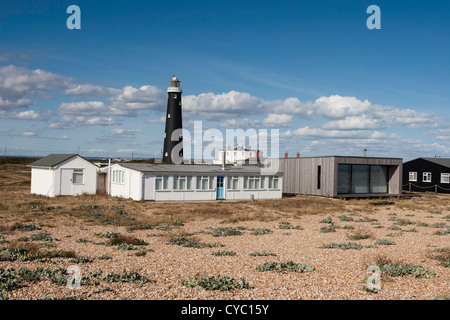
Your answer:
[337,164,388,194]
[441,173,450,184]
[268,176,279,189]
[174,176,192,190]
[72,169,84,184]
[409,172,417,182]
[317,165,321,190]
[244,176,260,189]
[196,176,213,190]
[227,176,239,190]
[155,176,169,190]
[112,170,124,184]
[423,172,432,182]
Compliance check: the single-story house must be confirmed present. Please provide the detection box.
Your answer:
[402,157,450,194]
[104,163,283,201]
[279,156,403,198]
[29,154,99,197]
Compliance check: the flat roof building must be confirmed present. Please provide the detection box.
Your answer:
[105,163,283,201]
[279,156,403,198]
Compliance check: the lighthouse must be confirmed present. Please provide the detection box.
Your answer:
[162,75,183,164]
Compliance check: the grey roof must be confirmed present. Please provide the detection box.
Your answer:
[418,157,450,168]
[28,154,95,168]
[116,163,283,175]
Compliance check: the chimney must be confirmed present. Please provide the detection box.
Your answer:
[363,149,367,157]
[296,152,300,158]
[222,150,225,170]
[285,152,288,159]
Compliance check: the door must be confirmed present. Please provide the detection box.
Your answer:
[143,176,154,200]
[60,169,73,195]
[216,176,224,200]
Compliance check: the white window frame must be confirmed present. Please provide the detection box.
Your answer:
[244,176,260,190]
[155,175,169,191]
[112,170,124,184]
[409,172,417,182]
[423,172,432,183]
[173,176,192,190]
[72,169,84,184]
[268,176,279,189]
[441,173,450,184]
[196,176,214,190]
[227,176,239,190]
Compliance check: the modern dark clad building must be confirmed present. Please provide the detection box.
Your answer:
[402,157,450,194]
[162,75,183,164]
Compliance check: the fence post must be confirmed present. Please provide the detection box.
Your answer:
[435,185,438,194]
[409,183,411,192]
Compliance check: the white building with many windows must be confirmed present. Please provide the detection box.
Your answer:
[106,163,282,201]
[213,144,260,165]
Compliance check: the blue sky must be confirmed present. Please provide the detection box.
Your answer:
[0,0,449,161]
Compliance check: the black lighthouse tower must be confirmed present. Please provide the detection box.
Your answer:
[162,75,183,164]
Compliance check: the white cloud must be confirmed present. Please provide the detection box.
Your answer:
[148,116,166,124]
[58,101,108,116]
[314,95,371,119]
[5,110,39,120]
[262,113,293,127]
[64,84,120,97]
[23,131,37,137]
[106,128,144,141]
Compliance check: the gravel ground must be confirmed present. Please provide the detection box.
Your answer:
[1,203,448,300]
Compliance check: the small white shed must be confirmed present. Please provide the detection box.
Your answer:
[29,154,99,197]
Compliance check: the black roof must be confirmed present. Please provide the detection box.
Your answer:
[405,157,450,168]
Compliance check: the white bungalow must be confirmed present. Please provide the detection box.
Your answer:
[29,154,99,197]
[106,163,283,201]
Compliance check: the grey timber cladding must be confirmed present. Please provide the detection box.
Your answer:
[280,156,403,197]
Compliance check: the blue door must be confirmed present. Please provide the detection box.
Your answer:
[216,176,224,199]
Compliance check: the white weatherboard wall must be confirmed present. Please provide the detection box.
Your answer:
[109,165,143,201]
[31,156,98,197]
[55,157,98,196]
[31,168,55,197]
[108,164,283,201]
[224,176,282,200]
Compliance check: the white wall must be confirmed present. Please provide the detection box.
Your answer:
[108,166,283,201]
[31,168,55,197]
[56,157,98,196]
[109,165,143,200]
[223,176,282,200]
[30,156,98,197]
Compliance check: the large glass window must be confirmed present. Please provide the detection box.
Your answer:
[370,166,388,193]
[352,165,369,194]
[338,164,389,194]
[337,164,351,194]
